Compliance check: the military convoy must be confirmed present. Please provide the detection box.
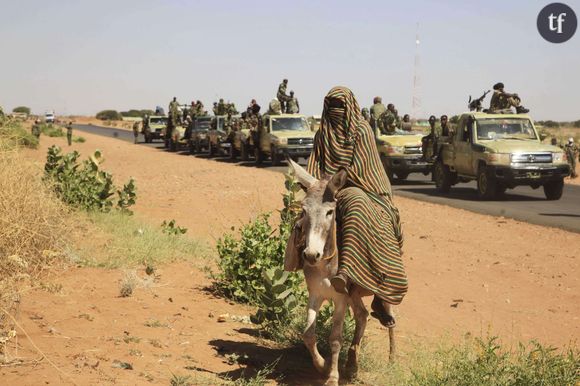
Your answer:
[134,96,570,201]
[431,112,570,200]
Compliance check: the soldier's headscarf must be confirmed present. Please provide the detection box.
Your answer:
[307,86,393,198]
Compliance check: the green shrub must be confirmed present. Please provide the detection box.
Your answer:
[12,106,31,115]
[40,123,65,137]
[0,119,38,149]
[161,219,187,235]
[96,110,122,121]
[44,145,136,213]
[73,136,86,143]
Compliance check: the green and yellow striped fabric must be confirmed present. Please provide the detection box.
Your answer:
[307,86,408,305]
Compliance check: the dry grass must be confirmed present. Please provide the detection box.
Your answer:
[0,145,71,355]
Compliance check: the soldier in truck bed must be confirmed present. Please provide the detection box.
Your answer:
[489,82,529,114]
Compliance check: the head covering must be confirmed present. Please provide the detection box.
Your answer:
[569,137,574,143]
[493,82,504,90]
[307,86,393,198]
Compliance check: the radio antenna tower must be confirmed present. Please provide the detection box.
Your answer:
[412,23,422,120]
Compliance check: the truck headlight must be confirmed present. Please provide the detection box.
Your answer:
[486,153,511,165]
[273,137,287,145]
[386,146,404,155]
[553,152,565,163]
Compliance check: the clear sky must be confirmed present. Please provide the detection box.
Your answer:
[1,0,579,120]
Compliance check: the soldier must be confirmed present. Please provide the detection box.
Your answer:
[381,103,400,134]
[286,91,300,114]
[66,121,73,146]
[195,100,205,116]
[489,82,529,114]
[248,99,261,116]
[212,102,218,116]
[132,121,140,144]
[421,115,437,160]
[277,79,290,112]
[401,114,411,131]
[216,98,227,116]
[440,114,451,136]
[369,96,387,131]
[361,107,370,123]
[31,119,41,139]
[564,138,578,178]
[169,97,179,126]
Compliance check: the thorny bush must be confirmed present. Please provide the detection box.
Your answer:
[44,145,136,213]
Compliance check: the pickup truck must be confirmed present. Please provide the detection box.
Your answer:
[188,116,213,154]
[206,115,231,157]
[252,114,314,165]
[376,127,430,182]
[432,112,570,200]
[142,115,168,143]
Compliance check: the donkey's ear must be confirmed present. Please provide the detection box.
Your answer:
[288,158,317,191]
[325,168,348,200]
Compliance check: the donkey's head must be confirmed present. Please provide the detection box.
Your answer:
[289,160,348,266]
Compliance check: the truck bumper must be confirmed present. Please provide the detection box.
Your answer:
[490,164,570,187]
[278,145,314,158]
[382,155,431,174]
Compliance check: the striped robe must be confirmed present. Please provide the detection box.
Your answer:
[306,86,407,305]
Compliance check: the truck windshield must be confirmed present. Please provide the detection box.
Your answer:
[196,119,211,130]
[272,117,309,131]
[476,118,537,140]
[150,118,167,125]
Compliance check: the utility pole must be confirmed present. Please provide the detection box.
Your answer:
[412,23,422,121]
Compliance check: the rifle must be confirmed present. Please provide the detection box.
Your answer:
[468,90,490,112]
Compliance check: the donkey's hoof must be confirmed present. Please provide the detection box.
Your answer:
[323,377,339,386]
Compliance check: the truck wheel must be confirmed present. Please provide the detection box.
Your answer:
[241,142,249,161]
[255,147,263,165]
[434,161,452,193]
[396,172,409,181]
[477,166,497,200]
[543,179,564,200]
[271,146,282,166]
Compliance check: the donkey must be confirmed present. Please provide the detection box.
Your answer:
[285,160,395,386]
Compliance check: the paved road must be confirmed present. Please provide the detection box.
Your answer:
[74,124,580,233]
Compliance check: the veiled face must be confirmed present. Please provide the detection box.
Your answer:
[326,97,346,127]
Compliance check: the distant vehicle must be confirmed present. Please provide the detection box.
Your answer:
[207,116,232,157]
[188,116,213,154]
[376,128,430,182]
[432,112,570,200]
[142,115,168,143]
[45,111,55,123]
[252,114,315,166]
[309,115,321,131]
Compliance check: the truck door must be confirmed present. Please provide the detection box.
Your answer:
[453,116,474,175]
[260,117,271,153]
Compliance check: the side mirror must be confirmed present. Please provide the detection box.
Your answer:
[539,132,548,141]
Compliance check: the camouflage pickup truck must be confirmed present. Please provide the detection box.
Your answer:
[252,114,315,166]
[188,116,213,154]
[376,127,430,182]
[142,115,167,143]
[432,112,570,200]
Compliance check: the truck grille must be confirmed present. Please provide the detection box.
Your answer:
[288,138,313,146]
[404,146,422,155]
[511,153,552,164]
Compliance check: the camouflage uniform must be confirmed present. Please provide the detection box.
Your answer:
[488,83,529,113]
[286,92,300,114]
[132,121,140,144]
[216,99,227,116]
[277,80,290,112]
[564,142,578,178]
[66,122,73,146]
[31,122,41,139]
[369,102,387,131]
[381,107,399,134]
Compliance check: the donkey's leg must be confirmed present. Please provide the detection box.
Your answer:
[303,295,326,374]
[346,288,369,377]
[382,301,397,361]
[325,297,347,386]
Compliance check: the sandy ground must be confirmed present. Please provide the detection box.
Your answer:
[3,132,579,385]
